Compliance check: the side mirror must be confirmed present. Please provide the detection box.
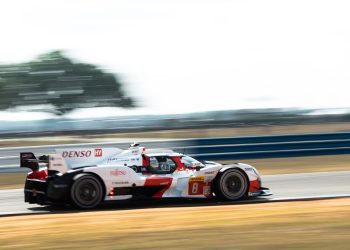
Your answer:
[195,166,201,171]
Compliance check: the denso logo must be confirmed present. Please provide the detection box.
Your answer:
[95,148,103,157]
[62,150,92,158]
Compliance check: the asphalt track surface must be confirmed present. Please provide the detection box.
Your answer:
[1,171,350,216]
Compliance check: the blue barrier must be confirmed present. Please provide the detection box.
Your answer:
[182,132,350,160]
[190,132,350,146]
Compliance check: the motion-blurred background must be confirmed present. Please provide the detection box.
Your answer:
[1,0,350,139]
[2,2,350,250]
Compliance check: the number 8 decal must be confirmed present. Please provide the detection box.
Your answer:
[189,181,204,195]
[192,182,199,194]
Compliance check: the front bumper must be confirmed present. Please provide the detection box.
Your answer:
[248,187,273,197]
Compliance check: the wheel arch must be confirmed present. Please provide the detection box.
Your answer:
[71,171,107,200]
[213,167,250,196]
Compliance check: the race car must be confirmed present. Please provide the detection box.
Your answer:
[20,143,271,209]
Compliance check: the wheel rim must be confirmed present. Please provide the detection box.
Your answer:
[73,178,101,207]
[220,171,246,199]
[224,175,242,193]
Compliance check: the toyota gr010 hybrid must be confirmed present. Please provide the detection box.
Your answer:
[20,144,271,209]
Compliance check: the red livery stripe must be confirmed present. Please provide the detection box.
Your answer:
[249,179,260,193]
[144,177,173,198]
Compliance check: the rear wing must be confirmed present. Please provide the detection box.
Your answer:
[20,152,40,171]
[20,152,69,173]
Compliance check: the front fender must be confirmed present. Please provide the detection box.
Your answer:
[218,163,260,181]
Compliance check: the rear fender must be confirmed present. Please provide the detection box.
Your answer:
[45,170,101,201]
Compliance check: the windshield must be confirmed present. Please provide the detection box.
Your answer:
[181,155,205,168]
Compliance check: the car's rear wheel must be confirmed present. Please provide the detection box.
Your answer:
[214,169,248,200]
[70,174,103,209]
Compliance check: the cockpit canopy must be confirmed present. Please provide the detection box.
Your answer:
[180,155,205,169]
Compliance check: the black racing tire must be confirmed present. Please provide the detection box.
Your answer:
[214,169,248,201]
[70,174,103,209]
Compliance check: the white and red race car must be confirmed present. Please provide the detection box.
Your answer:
[21,143,271,209]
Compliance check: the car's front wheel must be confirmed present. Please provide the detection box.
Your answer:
[214,169,248,200]
[70,174,103,209]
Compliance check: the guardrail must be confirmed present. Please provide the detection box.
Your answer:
[1,132,350,172]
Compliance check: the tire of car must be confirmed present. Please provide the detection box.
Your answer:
[214,169,248,201]
[70,174,103,209]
